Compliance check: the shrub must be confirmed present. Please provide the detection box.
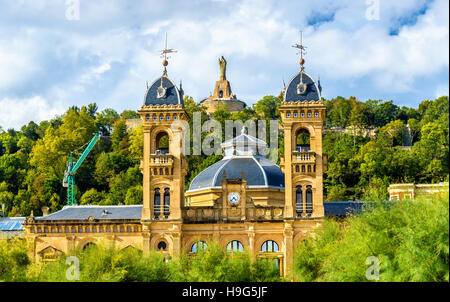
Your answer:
[294,194,449,282]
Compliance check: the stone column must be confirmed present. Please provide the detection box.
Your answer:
[284,125,294,219]
[142,227,151,255]
[283,222,294,277]
[247,225,256,262]
[171,228,182,258]
[142,127,151,220]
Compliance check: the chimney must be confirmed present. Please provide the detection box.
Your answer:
[41,206,50,217]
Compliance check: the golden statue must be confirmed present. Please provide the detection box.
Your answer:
[219,56,227,81]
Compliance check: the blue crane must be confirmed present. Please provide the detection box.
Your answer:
[62,132,102,206]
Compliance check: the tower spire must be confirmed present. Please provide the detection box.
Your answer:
[292,30,307,71]
[160,32,177,75]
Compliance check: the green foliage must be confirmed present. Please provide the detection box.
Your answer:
[0,95,448,215]
[1,241,281,282]
[0,238,30,281]
[172,242,281,282]
[80,188,106,205]
[294,194,449,282]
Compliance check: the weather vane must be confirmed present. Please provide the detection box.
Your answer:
[160,33,177,75]
[292,31,307,70]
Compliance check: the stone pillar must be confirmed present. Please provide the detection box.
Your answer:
[142,226,151,255]
[142,127,151,220]
[283,222,294,277]
[284,125,294,219]
[171,229,182,258]
[248,226,256,262]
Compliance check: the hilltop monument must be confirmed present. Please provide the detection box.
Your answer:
[199,56,247,115]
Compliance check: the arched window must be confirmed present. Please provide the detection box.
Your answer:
[83,242,96,251]
[295,165,299,173]
[302,165,305,173]
[261,240,279,252]
[296,186,303,216]
[295,129,310,152]
[191,241,208,253]
[307,165,311,173]
[154,188,161,218]
[306,185,313,215]
[156,132,169,154]
[219,90,224,98]
[157,241,167,251]
[164,188,170,217]
[227,240,244,252]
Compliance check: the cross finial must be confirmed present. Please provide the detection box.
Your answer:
[160,33,177,75]
[292,31,307,70]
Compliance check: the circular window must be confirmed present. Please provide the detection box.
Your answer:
[301,113,305,117]
[315,112,319,117]
[307,113,312,117]
[287,113,291,117]
[158,241,167,251]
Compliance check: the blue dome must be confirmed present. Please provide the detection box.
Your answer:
[144,75,184,106]
[284,71,320,102]
[187,156,285,191]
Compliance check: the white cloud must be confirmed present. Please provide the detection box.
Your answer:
[0,38,39,90]
[435,84,449,99]
[0,96,65,130]
[0,0,447,129]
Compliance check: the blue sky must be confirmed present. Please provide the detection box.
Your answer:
[0,0,448,130]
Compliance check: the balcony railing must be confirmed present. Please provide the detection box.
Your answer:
[292,151,316,163]
[149,154,174,167]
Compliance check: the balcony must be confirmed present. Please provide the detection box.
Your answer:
[292,151,316,164]
[149,154,174,167]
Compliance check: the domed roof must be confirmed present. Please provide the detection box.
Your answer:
[284,71,321,102]
[187,130,285,192]
[188,156,285,191]
[144,75,184,107]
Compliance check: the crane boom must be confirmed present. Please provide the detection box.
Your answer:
[72,133,101,174]
[63,132,102,206]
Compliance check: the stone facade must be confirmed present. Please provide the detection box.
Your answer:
[388,182,449,200]
[23,54,329,277]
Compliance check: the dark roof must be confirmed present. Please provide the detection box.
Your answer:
[324,201,364,216]
[144,75,184,106]
[284,71,320,102]
[188,156,285,191]
[36,205,143,221]
[0,217,25,231]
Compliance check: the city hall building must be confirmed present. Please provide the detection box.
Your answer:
[23,44,339,276]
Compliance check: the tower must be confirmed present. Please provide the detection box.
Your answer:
[280,32,327,220]
[138,36,189,224]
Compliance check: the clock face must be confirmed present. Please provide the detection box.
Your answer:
[228,192,240,204]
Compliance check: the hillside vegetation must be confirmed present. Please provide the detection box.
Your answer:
[0,95,448,217]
